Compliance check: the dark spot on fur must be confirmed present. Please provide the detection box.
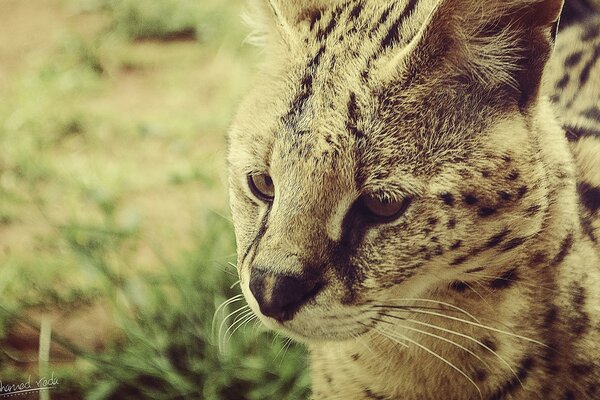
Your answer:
[551,233,574,267]
[325,374,333,384]
[450,240,463,250]
[428,217,438,226]
[478,207,497,217]
[481,338,498,352]
[351,353,360,361]
[450,281,469,292]
[489,268,518,289]
[498,191,513,201]
[364,388,386,400]
[525,205,542,217]
[450,255,469,266]
[517,186,528,198]
[440,193,455,206]
[570,283,590,335]
[474,369,488,382]
[464,194,478,205]
[447,218,457,229]
[501,237,527,251]
[529,251,547,266]
[580,45,600,87]
[466,267,485,274]
[564,51,583,68]
[563,390,575,400]
[580,213,597,243]
[570,363,594,376]
[556,73,570,89]
[485,228,511,248]
[582,22,600,42]
[583,106,600,122]
[577,182,600,214]
[565,124,600,142]
[481,170,491,178]
[508,170,520,181]
[543,306,558,329]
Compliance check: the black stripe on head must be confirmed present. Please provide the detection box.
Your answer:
[316,4,345,41]
[282,45,326,128]
[564,124,600,142]
[241,207,272,267]
[380,0,419,51]
[579,45,600,87]
[346,91,365,138]
[578,182,600,214]
[375,4,395,31]
[349,0,364,21]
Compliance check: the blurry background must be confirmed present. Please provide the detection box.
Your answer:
[0,0,309,398]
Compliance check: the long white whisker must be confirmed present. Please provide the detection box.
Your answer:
[399,316,521,386]
[223,310,255,347]
[374,326,483,399]
[212,294,244,339]
[218,304,250,352]
[389,308,547,347]
[226,312,257,345]
[386,298,481,323]
[380,315,491,370]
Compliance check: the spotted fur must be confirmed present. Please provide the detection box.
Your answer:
[228,0,600,398]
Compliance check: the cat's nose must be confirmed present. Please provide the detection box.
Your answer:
[249,268,323,322]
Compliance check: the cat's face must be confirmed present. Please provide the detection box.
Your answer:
[228,0,562,342]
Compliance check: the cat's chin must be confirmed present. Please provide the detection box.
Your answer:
[258,314,371,344]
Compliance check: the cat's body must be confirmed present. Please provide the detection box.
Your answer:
[227,0,600,399]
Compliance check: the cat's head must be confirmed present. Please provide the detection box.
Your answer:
[228,0,565,342]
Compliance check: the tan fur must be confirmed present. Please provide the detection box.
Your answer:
[228,0,600,398]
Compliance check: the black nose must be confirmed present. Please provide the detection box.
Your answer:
[249,269,323,322]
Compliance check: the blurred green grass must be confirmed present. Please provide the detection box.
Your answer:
[0,0,310,398]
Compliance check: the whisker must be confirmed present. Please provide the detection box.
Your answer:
[380,314,491,371]
[463,281,494,309]
[372,324,483,399]
[223,310,255,347]
[226,312,257,345]
[474,272,558,293]
[229,280,241,289]
[379,307,547,347]
[384,298,481,323]
[212,294,244,339]
[218,304,250,352]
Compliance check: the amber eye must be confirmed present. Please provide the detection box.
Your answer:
[360,195,412,221]
[248,173,275,202]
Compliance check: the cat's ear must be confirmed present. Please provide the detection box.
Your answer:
[244,0,330,48]
[404,0,564,109]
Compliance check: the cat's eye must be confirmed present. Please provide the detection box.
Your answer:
[360,194,412,221]
[248,173,275,202]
